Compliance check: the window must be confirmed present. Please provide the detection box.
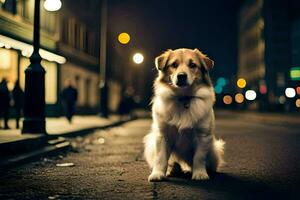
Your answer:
[22,0,33,21]
[1,0,17,14]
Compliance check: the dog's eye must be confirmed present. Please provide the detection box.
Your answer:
[189,62,197,68]
[170,62,178,68]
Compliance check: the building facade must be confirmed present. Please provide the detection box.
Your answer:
[0,0,100,116]
[238,0,300,110]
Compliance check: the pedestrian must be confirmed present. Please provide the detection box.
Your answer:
[12,80,24,129]
[0,78,11,129]
[118,87,136,119]
[61,80,78,123]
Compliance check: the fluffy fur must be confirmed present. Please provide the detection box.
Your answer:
[144,48,225,182]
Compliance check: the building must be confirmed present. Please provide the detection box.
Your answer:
[0,0,100,116]
[238,0,300,110]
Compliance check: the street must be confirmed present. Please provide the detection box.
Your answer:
[1,112,300,200]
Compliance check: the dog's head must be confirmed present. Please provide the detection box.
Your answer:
[155,48,214,88]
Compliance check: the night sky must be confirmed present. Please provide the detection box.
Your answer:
[108,0,240,82]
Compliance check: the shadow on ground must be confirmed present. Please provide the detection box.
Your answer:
[163,172,296,199]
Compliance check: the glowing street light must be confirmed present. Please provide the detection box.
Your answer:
[245,90,256,101]
[44,0,62,11]
[237,78,247,89]
[285,87,296,98]
[118,32,130,44]
[133,53,144,64]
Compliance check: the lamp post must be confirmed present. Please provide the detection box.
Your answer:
[22,0,46,134]
[99,0,108,118]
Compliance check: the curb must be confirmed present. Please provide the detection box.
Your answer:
[0,117,135,169]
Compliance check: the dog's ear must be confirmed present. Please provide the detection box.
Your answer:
[194,48,214,70]
[155,50,172,71]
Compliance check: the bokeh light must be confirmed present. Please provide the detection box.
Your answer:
[296,86,300,95]
[118,32,130,44]
[214,85,223,94]
[285,88,296,98]
[235,93,244,103]
[217,77,227,87]
[296,99,300,108]
[237,78,247,88]
[279,96,286,104]
[223,95,232,105]
[133,53,144,64]
[245,90,256,100]
[259,85,267,94]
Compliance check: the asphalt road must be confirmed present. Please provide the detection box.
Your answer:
[1,112,300,200]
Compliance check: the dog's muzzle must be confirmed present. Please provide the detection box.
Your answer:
[176,72,188,87]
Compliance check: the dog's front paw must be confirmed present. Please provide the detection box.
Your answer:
[192,170,209,180]
[148,172,165,182]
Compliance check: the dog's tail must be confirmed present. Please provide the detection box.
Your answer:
[143,133,156,169]
[207,138,225,173]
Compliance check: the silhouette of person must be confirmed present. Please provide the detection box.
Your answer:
[0,78,11,129]
[118,87,135,119]
[12,80,24,129]
[61,80,78,123]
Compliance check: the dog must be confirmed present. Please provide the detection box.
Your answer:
[144,48,225,182]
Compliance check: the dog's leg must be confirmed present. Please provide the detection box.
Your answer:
[192,134,212,180]
[148,135,170,182]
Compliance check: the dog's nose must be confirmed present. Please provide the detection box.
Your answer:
[176,73,187,87]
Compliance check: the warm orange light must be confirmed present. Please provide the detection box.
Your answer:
[296,87,300,95]
[237,78,246,88]
[296,99,300,108]
[118,32,130,44]
[235,93,244,103]
[223,95,232,105]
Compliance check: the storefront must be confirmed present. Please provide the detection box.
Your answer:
[0,34,66,116]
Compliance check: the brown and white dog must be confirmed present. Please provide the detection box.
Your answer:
[144,48,225,182]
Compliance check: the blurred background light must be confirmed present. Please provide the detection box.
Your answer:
[290,67,300,81]
[296,86,300,95]
[245,90,256,100]
[235,93,244,103]
[223,95,232,105]
[279,96,286,104]
[133,53,144,64]
[259,85,267,94]
[237,78,246,88]
[118,32,130,44]
[217,77,227,87]
[214,85,223,94]
[296,99,300,108]
[285,87,296,98]
[44,0,62,12]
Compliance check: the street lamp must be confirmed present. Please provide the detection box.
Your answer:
[44,0,62,11]
[133,53,144,64]
[22,0,61,134]
[118,32,130,45]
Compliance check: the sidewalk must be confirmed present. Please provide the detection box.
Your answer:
[0,115,132,168]
[0,115,126,145]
